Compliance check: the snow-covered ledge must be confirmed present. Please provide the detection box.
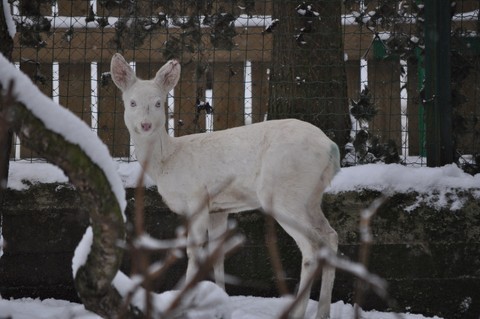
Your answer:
[7,161,480,212]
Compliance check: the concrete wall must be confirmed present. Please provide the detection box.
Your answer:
[1,184,479,318]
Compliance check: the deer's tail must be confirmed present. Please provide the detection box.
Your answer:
[322,142,341,186]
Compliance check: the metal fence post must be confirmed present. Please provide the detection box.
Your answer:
[424,0,454,167]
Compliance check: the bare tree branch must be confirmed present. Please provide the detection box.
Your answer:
[265,214,290,296]
[1,78,136,318]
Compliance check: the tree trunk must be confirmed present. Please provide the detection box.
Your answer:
[1,82,139,318]
[268,0,350,152]
[0,0,15,256]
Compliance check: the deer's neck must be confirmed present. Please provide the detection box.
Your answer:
[133,129,174,169]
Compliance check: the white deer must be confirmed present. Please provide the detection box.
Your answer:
[111,53,340,319]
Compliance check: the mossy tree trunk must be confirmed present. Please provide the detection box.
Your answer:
[268,0,350,152]
[1,84,139,318]
[0,0,14,223]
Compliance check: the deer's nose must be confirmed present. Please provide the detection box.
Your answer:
[141,122,152,131]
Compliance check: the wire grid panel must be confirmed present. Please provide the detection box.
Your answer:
[8,0,273,162]
[7,0,480,166]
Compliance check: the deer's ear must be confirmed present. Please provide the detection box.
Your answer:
[110,53,136,92]
[154,60,181,93]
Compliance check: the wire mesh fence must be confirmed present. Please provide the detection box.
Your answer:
[5,0,480,170]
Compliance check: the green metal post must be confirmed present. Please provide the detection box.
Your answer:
[424,0,453,167]
[416,46,426,158]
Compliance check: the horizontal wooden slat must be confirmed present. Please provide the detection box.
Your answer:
[12,27,272,64]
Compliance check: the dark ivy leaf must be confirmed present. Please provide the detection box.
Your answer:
[263,19,279,34]
[350,86,377,122]
[85,4,96,23]
[96,17,109,28]
[195,99,214,114]
[101,72,112,87]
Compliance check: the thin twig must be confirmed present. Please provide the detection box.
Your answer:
[354,195,387,319]
[135,156,153,318]
[161,227,242,318]
[277,261,324,319]
[118,251,180,319]
[265,214,289,296]
[0,79,15,186]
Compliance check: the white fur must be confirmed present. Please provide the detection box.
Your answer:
[111,53,340,319]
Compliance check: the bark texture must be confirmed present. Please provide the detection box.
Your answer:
[0,0,14,228]
[268,0,350,151]
[2,91,137,317]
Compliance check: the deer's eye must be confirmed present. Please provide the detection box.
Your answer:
[130,100,136,107]
[155,101,162,108]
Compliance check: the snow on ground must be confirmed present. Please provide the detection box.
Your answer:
[7,160,480,199]
[0,296,443,319]
[3,161,478,318]
[329,163,480,194]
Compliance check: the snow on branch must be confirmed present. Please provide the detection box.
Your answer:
[0,54,126,217]
[2,0,16,38]
[0,53,128,318]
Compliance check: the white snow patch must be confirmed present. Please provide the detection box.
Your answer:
[0,232,3,259]
[116,161,156,188]
[377,31,391,41]
[328,163,479,193]
[2,0,16,38]
[9,162,480,194]
[72,226,93,278]
[7,162,68,190]
[112,272,230,318]
[0,296,444,319]
[0,298,99,319]
[6,161,480,212]
[328,163,479,211]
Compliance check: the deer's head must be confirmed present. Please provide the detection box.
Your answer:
[110,53,180,137]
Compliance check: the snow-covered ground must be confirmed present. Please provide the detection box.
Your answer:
[3,160,478,319]
[0,295,442,319]
[7,160,480,209]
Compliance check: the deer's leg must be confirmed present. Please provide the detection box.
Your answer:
[275,216,317,319]
[311,207,338,319]
[208,213,228,290]
[185,210,209,284]
[273,205,337,319]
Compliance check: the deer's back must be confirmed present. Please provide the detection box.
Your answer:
[154,119,337,215]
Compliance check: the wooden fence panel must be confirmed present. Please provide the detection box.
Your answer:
[57,0,89,16]
[368,58,402,150]
[344,25,374,61]
[59,63,91,126]
[173,63,204,136]
[406,61,422,156]
[345,60,361,106]
[212,62,245,130]
[251,61,269,123]
[19,61,53,159]
[135,61,157,81]
[456,57,480,155]
[254,0,272,15]
[97,62,130,158]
